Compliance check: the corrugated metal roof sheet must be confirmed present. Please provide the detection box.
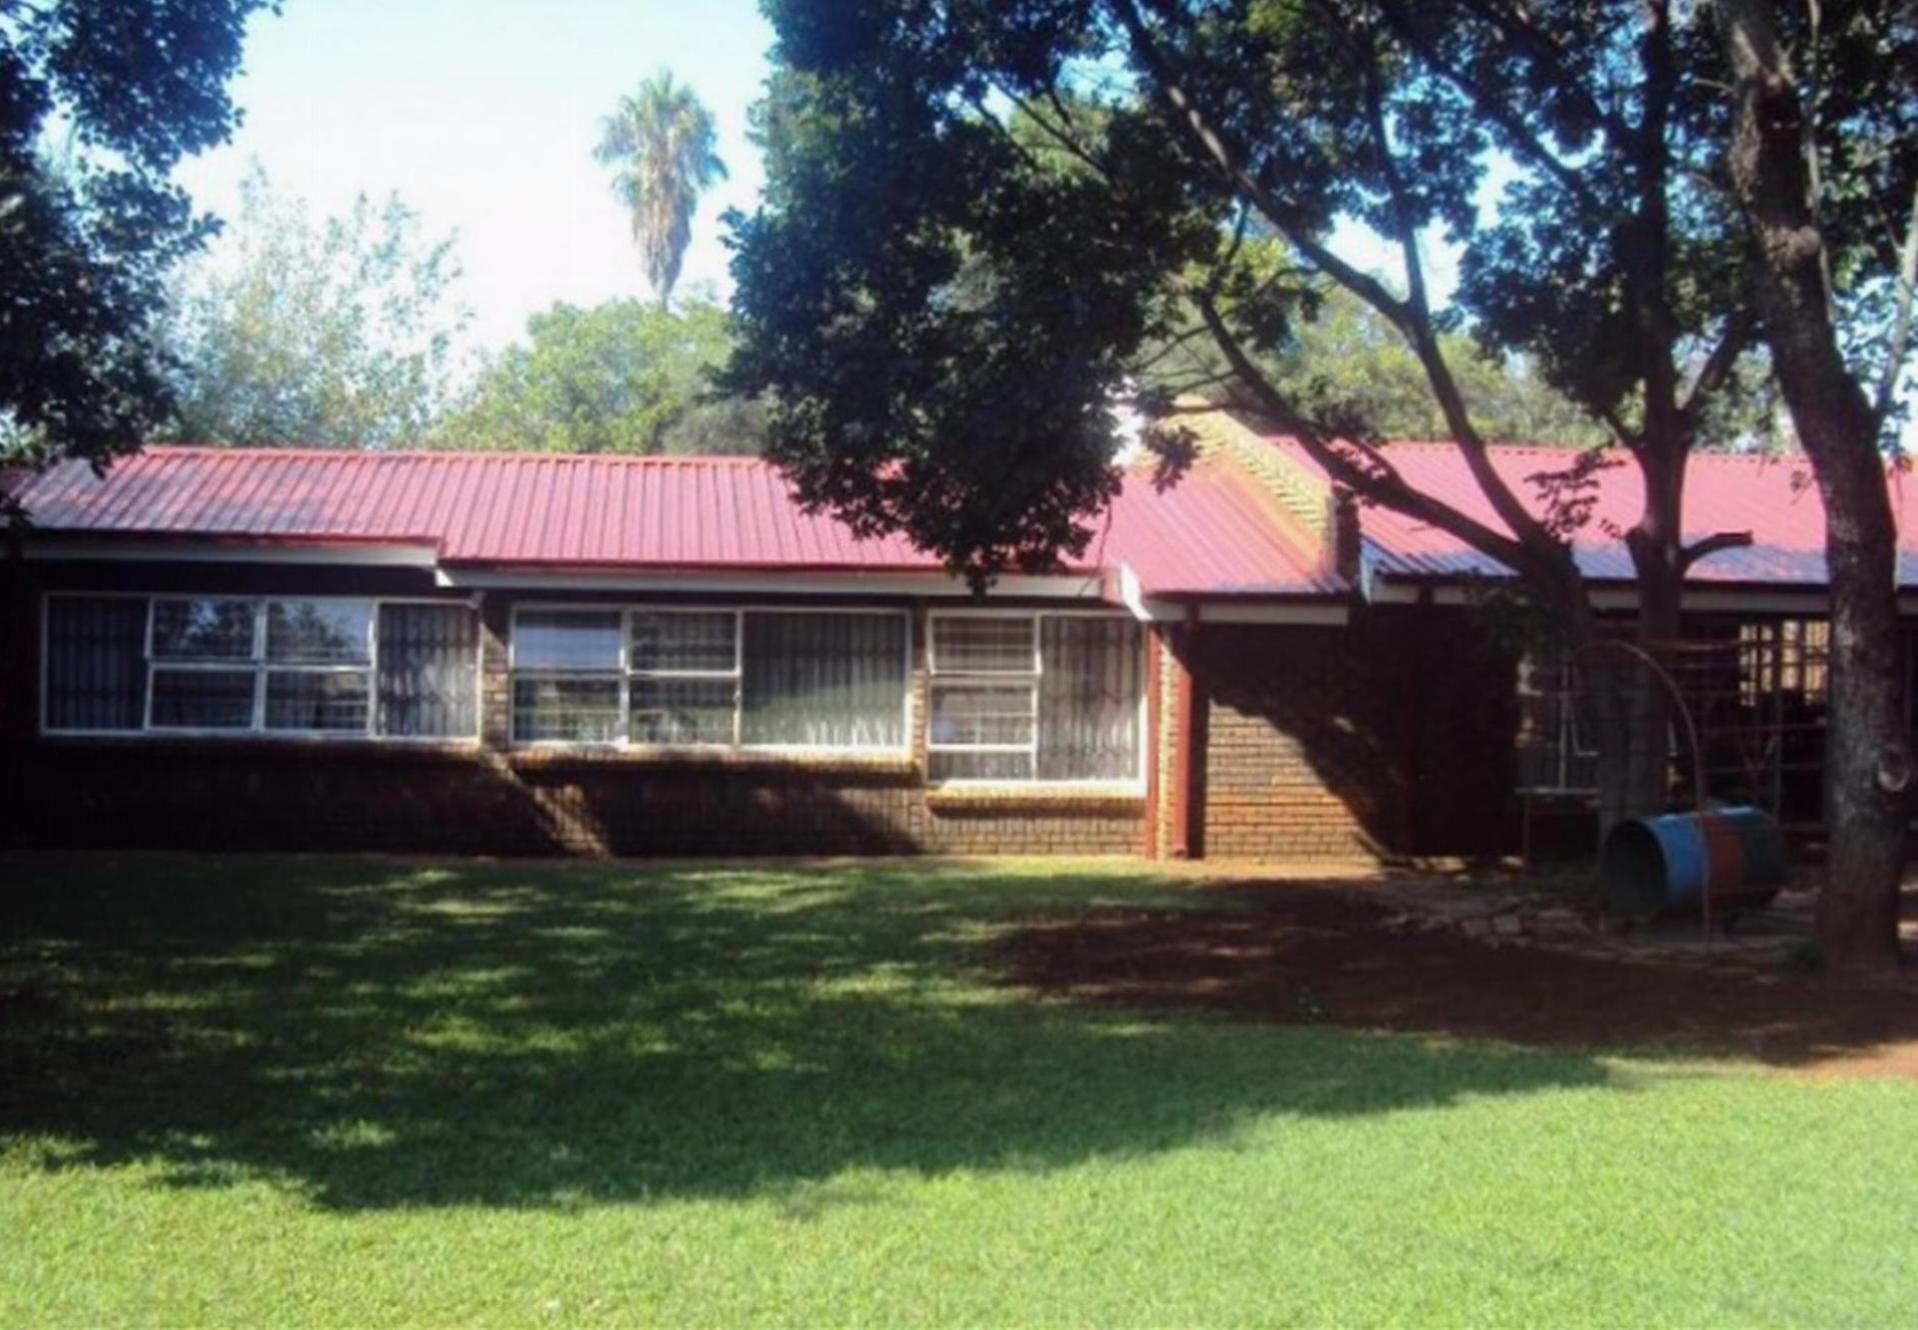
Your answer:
[1265,435,1916,587]
[3,446,1336,598]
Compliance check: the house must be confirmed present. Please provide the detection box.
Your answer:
[2,411,1911,859]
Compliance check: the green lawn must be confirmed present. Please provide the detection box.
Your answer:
[1,852,1913,1328]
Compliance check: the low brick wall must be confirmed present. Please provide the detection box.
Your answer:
[15,739,1146,857]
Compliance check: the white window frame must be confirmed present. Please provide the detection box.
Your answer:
[39,591,482,744]
[1515,654,1595,795]
[507,607,629,746]
[628,609,745,747]
[926,608,1148,789]
[1515,652,1678,796]
[507,603,914,755]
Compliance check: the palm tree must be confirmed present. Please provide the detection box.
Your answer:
[594,72,728,306]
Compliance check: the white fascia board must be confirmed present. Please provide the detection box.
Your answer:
[1197,602,1349,625]
[21,537,440,568]
[1369,575,1913,617]
[1130,594,1348,625]
[1117,564,1153,622]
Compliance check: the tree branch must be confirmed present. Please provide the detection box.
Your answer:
[1189,286,1560,585]
[1681,312,1757,427]
[1116,0,1579,590]
[984,78,1109,180]
[1356,47,1570,567]
[1109,0,1416,336]
[1445,0,1636,144]
[1375,5,1602,214]
[1873,176,1918,433]
[1678,529,1754,571]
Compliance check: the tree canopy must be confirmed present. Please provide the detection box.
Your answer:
[0,0,268,484]
[727,0,1911,801]
[1148,277,1609,446]
[436,296,763,455]
[724,0,1820,581]
[163,169,468,448]
[596,71,728,305]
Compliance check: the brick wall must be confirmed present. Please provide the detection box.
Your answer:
[2,559,1529,861]
[1193,609,1518,860]
[13,738,1145,857]
[2,563,1145,858]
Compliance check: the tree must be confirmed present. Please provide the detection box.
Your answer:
[1150,276,1608,445]
[436,296,763,455]
[164,168,468,448]
[0,0,268,497]
[726,1,1913,852]
[1712,0,1918,969]
[595,71,728,305]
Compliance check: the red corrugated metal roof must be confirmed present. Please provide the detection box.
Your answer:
[1264,433,1917,588]
[3,446,1337,598]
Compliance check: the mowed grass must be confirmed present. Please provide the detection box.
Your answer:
[1,853,1914,1328]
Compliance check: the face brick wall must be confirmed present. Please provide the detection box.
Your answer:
[1193,609,1519,860]
[1,563,1145,858]
[2,560,1525,861]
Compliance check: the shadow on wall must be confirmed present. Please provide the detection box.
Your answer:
[1193,611,1520,861]
[14,748,922,856]
[10,745,1145,857]
[0,853,1621,1213]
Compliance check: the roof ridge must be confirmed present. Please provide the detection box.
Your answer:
[130,445,774,466]
[1268,436,1810,464]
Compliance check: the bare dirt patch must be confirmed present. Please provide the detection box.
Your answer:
[1000,883,1918,1079]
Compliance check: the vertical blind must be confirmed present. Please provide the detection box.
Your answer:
[377,603,480,738]
[928,613,1144,782]
[1038,616,1144,780]
[741,612,906,747]
[44,597,148,731]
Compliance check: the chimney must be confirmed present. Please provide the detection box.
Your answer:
[1327,484,1362,587]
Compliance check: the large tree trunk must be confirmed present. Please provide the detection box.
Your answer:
[1718,0,1910,971]
[1625,441,1688,822]
[1556,575,1671,838]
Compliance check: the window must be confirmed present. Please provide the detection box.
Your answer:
[1737,618,1830,705]
[511,609,624,742]
[1515,654,1598,793]
[741,612,906,748]
[508,606,909,751]
[263,600,372,733]
[42,594,479,740]
[43,597,148,732]
[1514,650,1676,795]
[148,597,263,730]
[629,611,738,744]
[928,613,1144,783]
[378,603,480,738]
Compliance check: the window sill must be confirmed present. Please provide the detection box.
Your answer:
[36,733,484,763]
[924,783,1146,812]
[506,745,917,776]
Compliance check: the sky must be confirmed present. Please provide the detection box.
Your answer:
[175,0,1434,359]
[174,0,779,354]
[167,0,1905,445]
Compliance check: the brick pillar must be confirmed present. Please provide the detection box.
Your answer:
[0,546,37,847]
[1143,620,1165,857]
[1167,609,1205,859]
[478,591,512,750]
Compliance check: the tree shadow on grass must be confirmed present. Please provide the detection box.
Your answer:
[0,853,1628,1213]
[1002,881,1918,1074]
